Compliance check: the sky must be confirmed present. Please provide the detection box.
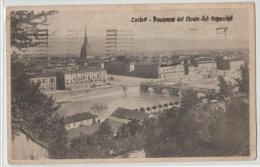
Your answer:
[16,4,250,56]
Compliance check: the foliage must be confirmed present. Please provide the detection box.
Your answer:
[11,58,68,158]
[68,119,145,158]
[180,90,200,112]
[217,76,234,100]
[69,121,115,158]
[10,10,67,158]
[114,119,145,153]
[210,96,249,156]
[144,84,250,157]
[69,134,103,158]
[95,121,115,156]
[235,63,249,95]
[11,10,58,49]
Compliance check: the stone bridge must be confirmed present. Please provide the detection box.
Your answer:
[140,82,218,97]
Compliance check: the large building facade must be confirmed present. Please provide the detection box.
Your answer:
[217,60,244,83]
[56,68,107,90]
[159,64,185,81]
[105,61,135,76]
[30,73,56,91]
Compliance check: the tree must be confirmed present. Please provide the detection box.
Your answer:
[210,96,250,156]
[217,76,234,100]
[11,10,57,49]
[180,91,200,112]
[116,123,130,138]
[69,133,110,159]
[47,116,68,159]
[10,10,67,158]
[11,59,68,158]
[127,119,143,136]
[11,56,31,135]
[235,63,249,95]
[114,120,145,154]
[95,121,114,156]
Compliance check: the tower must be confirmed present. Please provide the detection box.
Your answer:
[80,26,92,59]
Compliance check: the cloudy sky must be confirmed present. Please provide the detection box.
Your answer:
[16,4,250,56]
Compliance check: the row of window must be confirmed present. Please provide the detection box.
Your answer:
[65,75,106,81]
[65,72,106,78]
[31,77,55,84]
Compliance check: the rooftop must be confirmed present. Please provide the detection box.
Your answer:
[67,123,101,140]
[111,107,148,122]
[63,67,106,74]
[64,112,97,124]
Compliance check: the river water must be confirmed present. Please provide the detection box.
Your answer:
[57,86,179,119]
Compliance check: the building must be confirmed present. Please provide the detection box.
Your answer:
[67,123,101,141]
[187,64,203,81]
[159,64,185,81]
[87,58,105,69]
[30,73,56,91]
[230,59,244,71]
[64,112,98,130]
[196,60,217,80]
[105,29,134,57]
[133,62,185,81]
[133,63,160,78]
[216,58,245,83]
[56,68,107,90]
[104,61,134,75]
[111,107,148,122]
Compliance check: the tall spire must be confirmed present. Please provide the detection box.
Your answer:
[80,25,88,60]
[84,25,87,42]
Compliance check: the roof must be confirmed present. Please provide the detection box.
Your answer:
[67,123,101,140]
[64,112,97,124]
[197,60,216,64]
[107,115,130,124]
[87,58,104,63]
[111,107,148,122]
[63,67,105,74]
[160,63,181,67]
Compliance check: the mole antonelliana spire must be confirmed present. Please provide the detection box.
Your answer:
[80,25,88,60]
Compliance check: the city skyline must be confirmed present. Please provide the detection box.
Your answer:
[34,6,250,56]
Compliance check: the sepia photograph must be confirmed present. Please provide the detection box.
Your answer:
[6,2,256,164]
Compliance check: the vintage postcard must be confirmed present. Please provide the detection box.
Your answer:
[6,2,256,164]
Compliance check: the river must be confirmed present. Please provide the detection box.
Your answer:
[57,86,179,119]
